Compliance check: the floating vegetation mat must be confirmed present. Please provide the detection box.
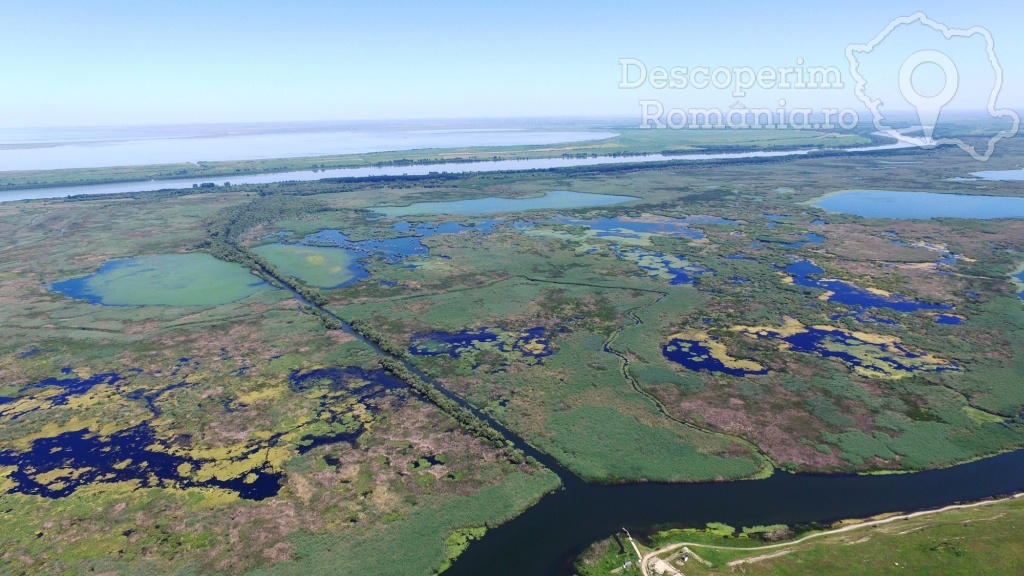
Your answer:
[783,260,952,312]
[409,327,553,366]
[0,366,406,500]
[663,330,768,376]
[618,247,710,285]
[733,317,959,378]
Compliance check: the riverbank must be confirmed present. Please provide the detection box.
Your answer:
[0,128,871,192]
[579,492,1024,576]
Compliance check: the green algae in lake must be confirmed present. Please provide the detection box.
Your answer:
[371,190,637,216]
[619,247,710,285]
[50,253,270,306]
[409,327,553,367]
[523,213,731,249]
[252,243,367,288]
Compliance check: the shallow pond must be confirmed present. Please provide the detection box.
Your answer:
[50,253,270,306]
[784,232,825,249]
[812,190,1024,219]
[409,327,552,366]
[970,169,1024,181]
[548,214,739,242]
[0,364,407,500]
[304,219,502,266]
[618,247,709,285]
[737,319,957,378]
[663,333,767,376]
[371,190,638,216]
[784,260,952,312]
[287,366,408,453]
[252,243,367,288]
[0,423,282,499]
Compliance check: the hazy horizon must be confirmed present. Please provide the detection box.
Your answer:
[2,0,1021,128]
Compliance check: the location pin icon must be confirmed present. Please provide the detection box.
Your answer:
[899,50,959,141]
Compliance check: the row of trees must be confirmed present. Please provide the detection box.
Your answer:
[203,191,526,464]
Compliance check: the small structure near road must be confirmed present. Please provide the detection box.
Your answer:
[649,557,681,576]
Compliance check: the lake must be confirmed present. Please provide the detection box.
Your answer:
[371,190,638,216]
[971,169,1024,181]
[0,123,617,171]
[811,190,1024,219]
[50,253,270,306]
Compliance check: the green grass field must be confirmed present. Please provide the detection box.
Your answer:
[3,133,1024,575]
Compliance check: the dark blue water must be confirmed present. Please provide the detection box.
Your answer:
[0,365,410,501]
[49,260,131,304]
[663,337,768,377]
[287,366,409,453]
[936,314,964,325]
[0,423,282,500]
[757,326,957,377]
[5,373,123,412]
[446,449,1024,576]
[784,232,826,249]
[785,260,952,312]
[408,327,552,363]
[302,219,502,270]
[619,248,710,285]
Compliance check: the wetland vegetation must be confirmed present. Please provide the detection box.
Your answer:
[2,130,1024,575]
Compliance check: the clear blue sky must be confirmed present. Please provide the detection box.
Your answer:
[1,0,1021,127]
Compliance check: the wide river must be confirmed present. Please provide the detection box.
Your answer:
[0,141,911,202]
[448,449,1024,575]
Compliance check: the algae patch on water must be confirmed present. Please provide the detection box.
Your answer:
[409,327,554,367]
[252,243,366,288]
[663,330,768,376]
[50,253,270,306]
[734,317,958,378]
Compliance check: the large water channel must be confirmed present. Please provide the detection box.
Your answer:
[447,448,1024,575]
[0,142,911,202]
[335,296,1024,576]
